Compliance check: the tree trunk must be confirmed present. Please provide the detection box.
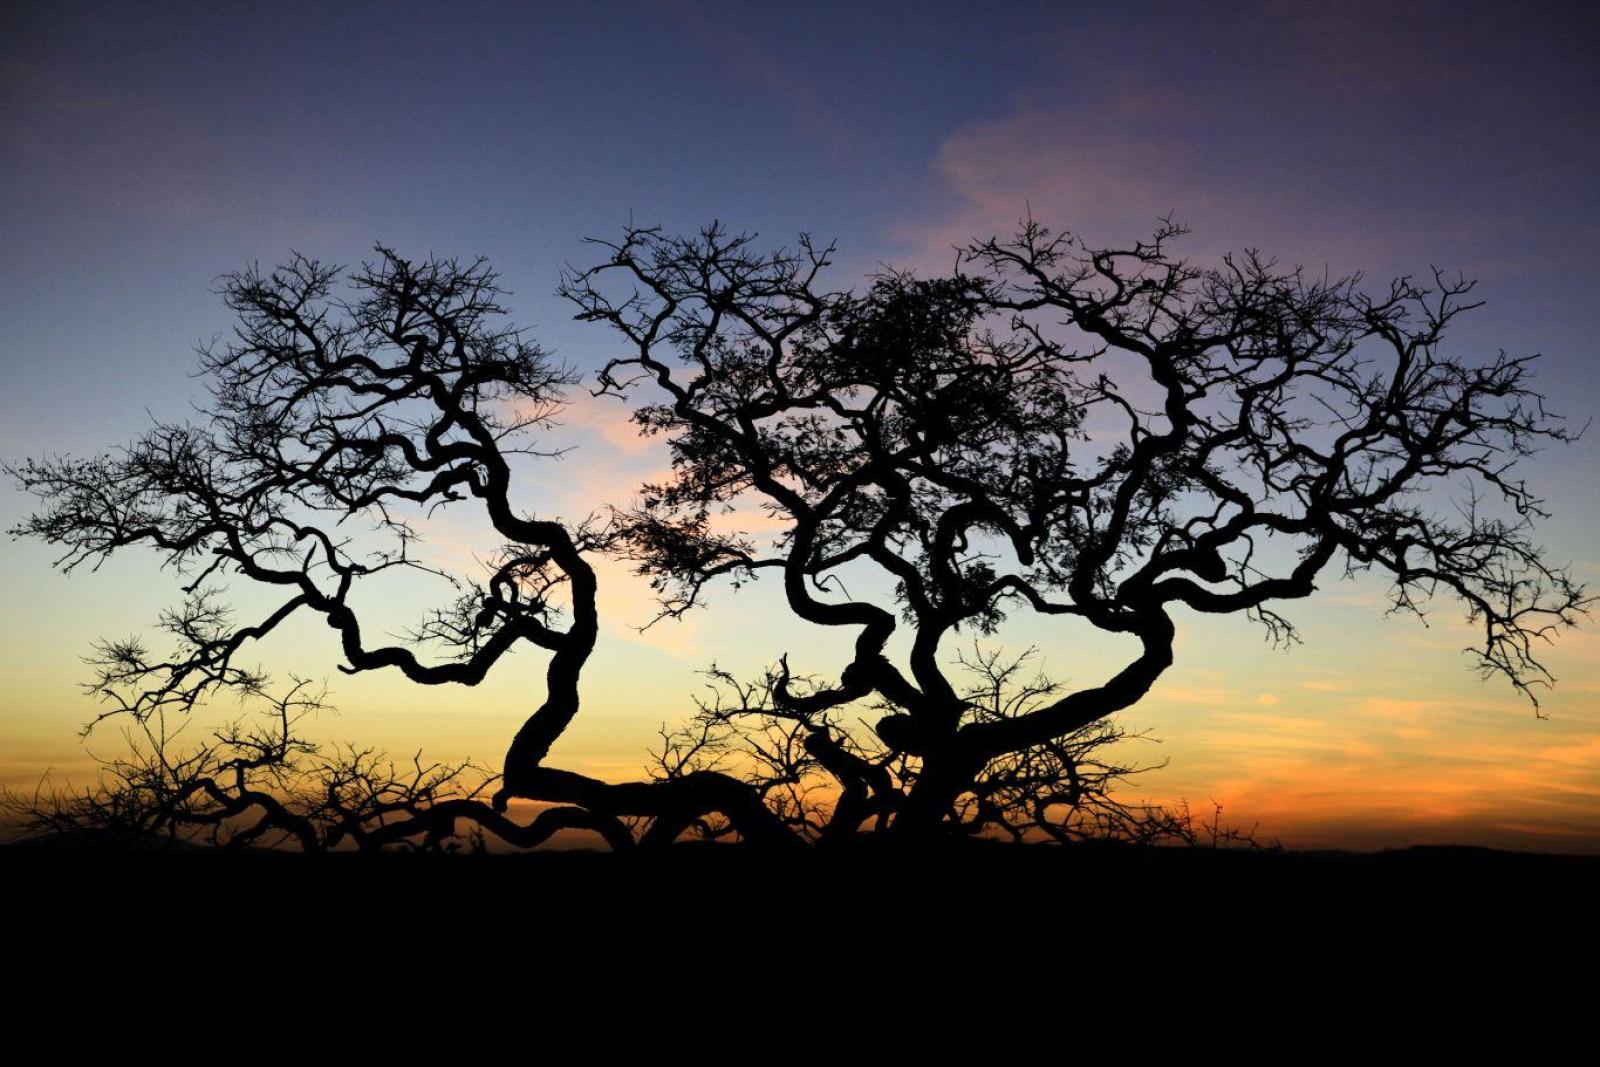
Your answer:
[891,747,980,842]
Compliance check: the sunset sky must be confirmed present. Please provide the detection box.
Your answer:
[3,0,1598,851]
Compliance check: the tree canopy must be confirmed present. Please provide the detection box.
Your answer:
[8,217,1588,850]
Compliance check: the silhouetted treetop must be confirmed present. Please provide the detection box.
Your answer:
[16,250,581,697]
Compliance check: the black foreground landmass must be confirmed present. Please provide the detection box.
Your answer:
[5,843,1589,1045]
[9,839,1597,995]
[9,838,1596,921]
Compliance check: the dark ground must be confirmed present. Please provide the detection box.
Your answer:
[10,837,1596,928]
[8,840,1595,1020]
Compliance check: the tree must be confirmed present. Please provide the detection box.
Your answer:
[564,217,1588,841]
[7,218,1588,850]
[7,249,785,850]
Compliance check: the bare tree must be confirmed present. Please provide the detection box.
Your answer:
[563,216,1589,842]
[8,216,1589,850]
[7,248,790,850]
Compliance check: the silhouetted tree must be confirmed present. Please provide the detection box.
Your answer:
[7,249,790,850]
[8,217,1588,849]
[563,217,1588,841]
